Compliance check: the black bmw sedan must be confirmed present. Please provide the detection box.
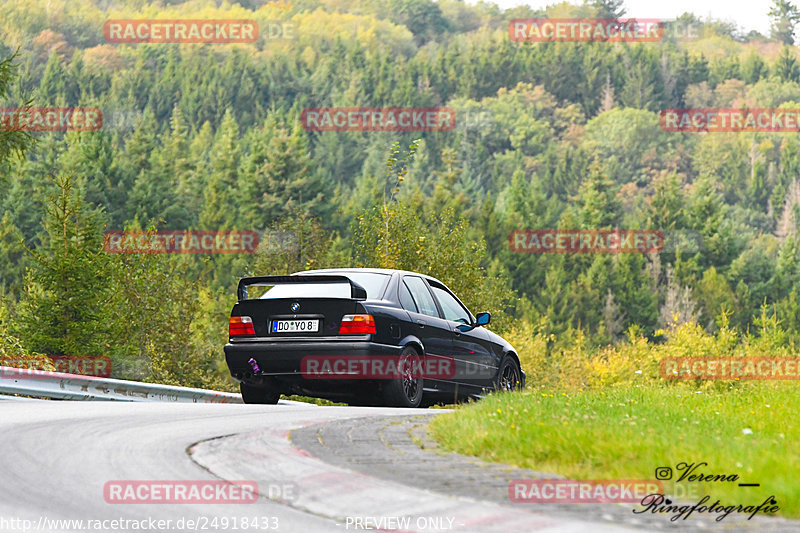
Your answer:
[224,268,524,407]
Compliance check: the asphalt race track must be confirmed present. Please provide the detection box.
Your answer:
[0,400,796,533]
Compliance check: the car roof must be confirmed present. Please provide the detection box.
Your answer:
[296,268,442,284]
[296,268,469,317]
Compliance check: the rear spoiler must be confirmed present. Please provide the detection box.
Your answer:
[237,275,368,301]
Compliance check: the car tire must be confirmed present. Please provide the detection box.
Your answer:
[496,355,522,392]
[382,346,424,408]
[240,383,280,404]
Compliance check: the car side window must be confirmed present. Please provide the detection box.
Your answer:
[403,276,439,318]
[398,280,418,313]
[429,285,471,324]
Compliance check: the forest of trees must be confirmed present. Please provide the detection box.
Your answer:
[3,0,800,389]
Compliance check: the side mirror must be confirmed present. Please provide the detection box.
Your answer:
[456,312,491,332]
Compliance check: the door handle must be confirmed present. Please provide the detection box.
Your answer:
[415,319,426,328]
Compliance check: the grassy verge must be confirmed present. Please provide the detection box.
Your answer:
[0,331,55,371]
[428,384,800,517]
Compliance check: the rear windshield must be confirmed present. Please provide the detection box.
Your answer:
[259,272,389,300]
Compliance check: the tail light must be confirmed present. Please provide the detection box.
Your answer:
[339,314,376,334]
[229,316,255,336]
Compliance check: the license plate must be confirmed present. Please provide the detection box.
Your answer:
[271,319,319,333]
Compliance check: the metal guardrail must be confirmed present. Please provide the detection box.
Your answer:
[0,366,243,403]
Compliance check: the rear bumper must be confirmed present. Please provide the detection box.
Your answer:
[224,339,403,383]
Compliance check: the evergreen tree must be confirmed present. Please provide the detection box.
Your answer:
[588,0,626,18]
[199,110,241,230]
[38,52,66,105]
[647,172,686,233]
[240,114,329,230]
[769,0,800,45]
[60,130,119,213]
[0,212,27,295]
[0,53,34,187]
[774,46,800,83]
[154,107,194,228]
[575,163,622,229]
[125,111,180,227]
[15,172,110,355]
[741,53,768,84]
[686,176,739,271]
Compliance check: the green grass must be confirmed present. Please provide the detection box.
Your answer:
[428,384,800,517]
